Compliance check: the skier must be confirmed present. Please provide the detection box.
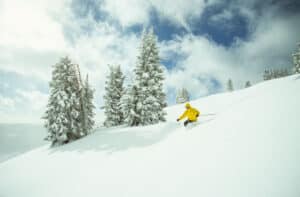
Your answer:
[177,103,200,127]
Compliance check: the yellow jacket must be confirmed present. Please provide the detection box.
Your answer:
[178,104,200,121]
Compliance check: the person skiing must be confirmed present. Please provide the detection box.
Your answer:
[177,103,200,127]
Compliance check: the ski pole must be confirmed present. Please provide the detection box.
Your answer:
[200,113,216,116]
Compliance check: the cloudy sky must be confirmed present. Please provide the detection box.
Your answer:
[0,0,299,123]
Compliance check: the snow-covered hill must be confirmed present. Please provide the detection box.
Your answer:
[0,75,300,197]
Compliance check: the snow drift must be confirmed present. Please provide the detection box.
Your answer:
[0,75,299,197]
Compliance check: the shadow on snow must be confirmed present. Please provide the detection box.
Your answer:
[49,122,179,155]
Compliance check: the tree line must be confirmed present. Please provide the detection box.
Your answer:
[43,28,166,146]
[43,32,300,146]
[226,44,300,93]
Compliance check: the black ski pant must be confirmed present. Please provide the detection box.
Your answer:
[184,119,195,127]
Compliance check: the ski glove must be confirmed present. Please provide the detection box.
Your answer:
[176,118,180,122]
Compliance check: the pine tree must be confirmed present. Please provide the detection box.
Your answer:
[271,69,275,78]
[264,67,292,80]
[176,88,190,104]
[274,69,280,78]
[103,65,125,127]
[292,43,300,74]
[74,64,87,135]
[282,68,289,77]
[278,68,288,78]
[245,81,251,88]
[121,85,141,126]
[132,28,167,126]
[82,75,95,134]
[227,79,234,92]
[43,57,83,146]
[263,69,271,80]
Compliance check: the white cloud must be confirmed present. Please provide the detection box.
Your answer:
[101,0,217,29]
[1,0,299,123]
[64,15,140,106]
[102,0,151,27]
[0,0,67,51]
[0,96,15,109]
[162,35,233,98]
[163,11,300,97]
[0,90,48,124]
[0,0,71,123]
[0,0,142,123]
[0,0,70,81]
[210,9,233,23]
[0,47,64,81]
[150,0,211,29]
[16,90,48,111]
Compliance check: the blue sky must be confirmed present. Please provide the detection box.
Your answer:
[0,0,300,123]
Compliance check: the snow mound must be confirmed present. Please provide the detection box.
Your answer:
[0,75,300,197]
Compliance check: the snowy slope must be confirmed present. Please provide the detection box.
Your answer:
[0,75,300,197]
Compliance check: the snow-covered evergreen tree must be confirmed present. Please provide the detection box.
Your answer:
[227,79,234,92]
[273,69,280,78]
[176,88,190,104]
[73,64,87,136]
[270,69,275,79]
[263,69,271,80]
[264,67,290,80]
[43,57,83,146]
[132,28,167,126]
[82,75,95,134]
[245,81,251,88]
[292,43,300,74]
[121,85,141,126]
[281,68,289,77]
[103,65,125,127]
